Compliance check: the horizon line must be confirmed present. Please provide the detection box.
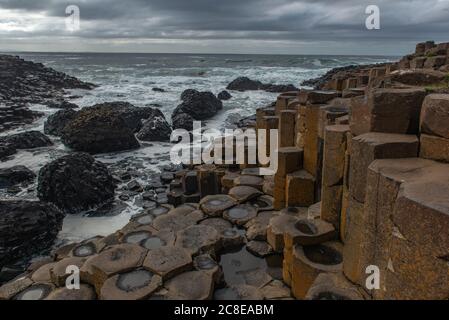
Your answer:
[0,50,399,58]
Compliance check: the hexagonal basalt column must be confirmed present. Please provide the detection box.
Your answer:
[175,225,221,256]
[228,186,263,203]
[13,283,55,300]
[100,269,162,300]
[143,246,192,280]
[46,284,96,300]
[305,273,365,300]
[199,194,237,217]
[291,241,343,299]
[84,243,147,293]
[284,218,336,248]
[164,271,214,300]
[223,204,257,226]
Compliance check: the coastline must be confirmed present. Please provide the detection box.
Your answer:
[1,40,449,300]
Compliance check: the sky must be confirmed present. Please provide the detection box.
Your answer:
[1,0,449,55]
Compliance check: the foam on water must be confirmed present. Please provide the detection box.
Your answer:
[2,52,394,246]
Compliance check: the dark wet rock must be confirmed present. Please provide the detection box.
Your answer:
[263,83,299,93]
[171,112,195,131]
[43,108,77,136]
[0,200,64,268]
[160,172,175,184]
[0,102,43,133]
[0,54,95,105]
[0,143,16,160]
[227,77,263,91]
[127,180,143,193]
[136,116,172,142]
[152,88,165,92]
[85,200,128,217]
[218,90,232,100]
[226,77,298,92]
[236,114,257,128]
[37,152,115,214]
[0,166,35,188]
[46,100,78,109]
[171,90,223,130]
[0,131,53,150]
[60,104,140,154]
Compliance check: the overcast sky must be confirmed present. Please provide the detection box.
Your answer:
[1,0,449,55]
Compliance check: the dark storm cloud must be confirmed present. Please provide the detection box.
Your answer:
[1,0,449,53]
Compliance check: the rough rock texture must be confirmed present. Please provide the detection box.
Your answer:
[61,103,143,154]
[420,94,449,139]
[226,77,298,92]
[0,54,94,105]
[44,109,77,136]
[136,116,172,142]
[37,153,115,214]
[0,200,64,268]
[0,166,35,188]
[0,131,53,150]
[0,102,43,133]
[217,90,232,100]
[171,90,223,130]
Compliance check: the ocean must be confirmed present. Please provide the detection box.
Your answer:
[1,52,395,245]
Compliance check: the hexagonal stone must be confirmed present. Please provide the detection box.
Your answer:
[45,284,96,300]
[175,225,220,256]
[228,186,263,203]
[199,217,232,234]
[261,280,292,300]
[199,195,237,217]
[100,269,162,300]
[164,271,214,300]
[220,228,246,249]
[223,204,257,226]
[87,243,147,292]
[246,240,274,258]
[284,218,336,247]
[13,283,55,300]
[267,214,300,252]
[147,204,173,217]
[52,243,77,261]
[0,277,33,300]
[143,246,192,280]
[31,262,56,283]
[248,195,274,212]
[214,285,263,300]
[245,210,279,241]
[193,254,223,284]
[152,209,203,232]
[70,240,99,258]
[305,273,365,300]
[121,229,154,245]
[234,175,264,190]
[141,229,175,250]
[50,257,86,287]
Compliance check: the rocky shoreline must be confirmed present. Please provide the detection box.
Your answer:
[1,41,449,300]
